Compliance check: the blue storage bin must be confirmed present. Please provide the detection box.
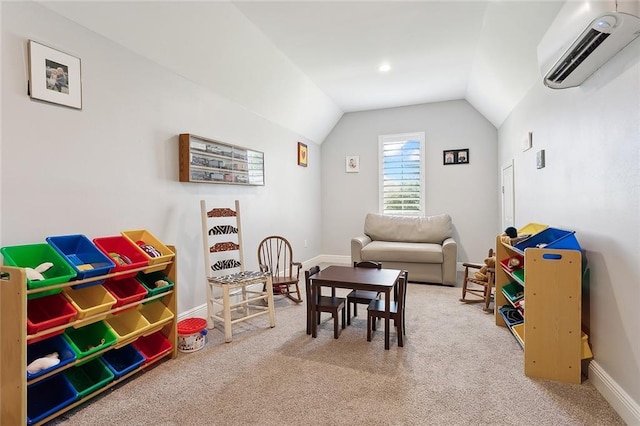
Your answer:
[512,227,581,254]
[46,234,115,288]
[100,344,144,379]
[27,374,77,425]
[27,335,77,380]
[498,305,524,327]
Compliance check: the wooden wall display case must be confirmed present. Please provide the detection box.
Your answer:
[179,134,264,185]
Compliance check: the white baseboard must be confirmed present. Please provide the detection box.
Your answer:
[589,360,640,425]
[178,303,208,322]
[318,254,351,266]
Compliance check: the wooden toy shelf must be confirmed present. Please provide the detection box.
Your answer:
[494,236,588,384]
[0,247,178,426]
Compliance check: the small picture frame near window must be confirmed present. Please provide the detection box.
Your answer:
[346,155,359,173]
[443,149,469,165]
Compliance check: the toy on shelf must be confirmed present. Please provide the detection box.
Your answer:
[500,226,532,246]
[27,352,60,374]
[109,252,132,266]
[136,241,161,258]
[86,338,106,352]
[25,262,54,281]
[76,264,94,271]
[474,255,496,282]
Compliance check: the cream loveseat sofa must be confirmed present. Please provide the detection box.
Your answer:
[351,213,457,285]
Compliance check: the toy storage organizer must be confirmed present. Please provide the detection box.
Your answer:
[0,245,178,426]
[494,226,591,384]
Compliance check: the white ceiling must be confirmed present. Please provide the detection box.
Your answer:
[234,1,563,120]
[40,1,565,142]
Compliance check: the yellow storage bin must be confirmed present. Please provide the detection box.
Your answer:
[121,229,175,273]
[138,301,175,333]
[581,332,593,359]
[512,323,525,348]
[105,309,151,346]
[64,285,117,324]
[517,223,548,236]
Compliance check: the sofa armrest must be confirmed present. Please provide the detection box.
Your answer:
[442,237,458,286]
[351,235,372,263]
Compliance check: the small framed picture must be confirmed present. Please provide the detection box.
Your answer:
[443,149,469,165]
[28,40,82,109]
[346,155,360,173]
[297,142,308,167]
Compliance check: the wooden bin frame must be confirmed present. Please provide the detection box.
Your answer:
[495,236,584,384]
[0,246,178,425]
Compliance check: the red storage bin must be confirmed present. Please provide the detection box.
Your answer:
[27,293,78,343]
[132,331,172,364]
[93,236,148,280]
[103,277,148,312]
[500,254,524,272]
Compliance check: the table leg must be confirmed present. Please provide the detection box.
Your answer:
[385,289,391,350]
[223,284,233,343]
[311,281,317,338]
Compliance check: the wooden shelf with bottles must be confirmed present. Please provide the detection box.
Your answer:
[179,133,264,185]
[0,248,178,426]
[494,235,587,384]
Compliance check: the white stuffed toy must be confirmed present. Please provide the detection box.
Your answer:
[25,262,54,281]
[27,352,60,374]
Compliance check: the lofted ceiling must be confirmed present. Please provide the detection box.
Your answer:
[39,1,565,143]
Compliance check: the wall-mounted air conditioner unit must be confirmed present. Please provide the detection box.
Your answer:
[537,0,640,89]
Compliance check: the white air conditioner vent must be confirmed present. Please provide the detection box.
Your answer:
[538,1,640,89]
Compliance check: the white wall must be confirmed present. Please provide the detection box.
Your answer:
[321,100,499,266]
[498,39,640,420]
[38,1,343,144]
[0,2,323,315]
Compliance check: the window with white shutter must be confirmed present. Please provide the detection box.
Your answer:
[378,132,425,216]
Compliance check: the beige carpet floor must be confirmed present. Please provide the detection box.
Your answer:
[50,282,624,425]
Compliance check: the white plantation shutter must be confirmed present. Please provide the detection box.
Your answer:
[378,132,425,216]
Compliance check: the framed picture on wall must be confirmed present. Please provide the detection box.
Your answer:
[346,155,359,173]
[297,142,308,167]
[443,149,469,165]
[27,40,82,109]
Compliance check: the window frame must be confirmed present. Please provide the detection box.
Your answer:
[378,131,426,216]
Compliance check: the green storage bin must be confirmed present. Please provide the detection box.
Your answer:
[512,268,525,285]
[502,281,524,303]
[0,243,76,299]
[64,358,114,399]
[63,321,117,360]
[135,271,174,298]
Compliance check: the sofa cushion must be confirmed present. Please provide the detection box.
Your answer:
[364,213,452,244]
[361,241,444,263]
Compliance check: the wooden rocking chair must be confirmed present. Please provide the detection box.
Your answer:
[460,248,495,312]
[257,236,303,303]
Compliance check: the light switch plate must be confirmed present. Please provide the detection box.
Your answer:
[536,150,545,169]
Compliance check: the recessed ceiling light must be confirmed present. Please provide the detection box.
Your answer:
[378,63,391,72]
